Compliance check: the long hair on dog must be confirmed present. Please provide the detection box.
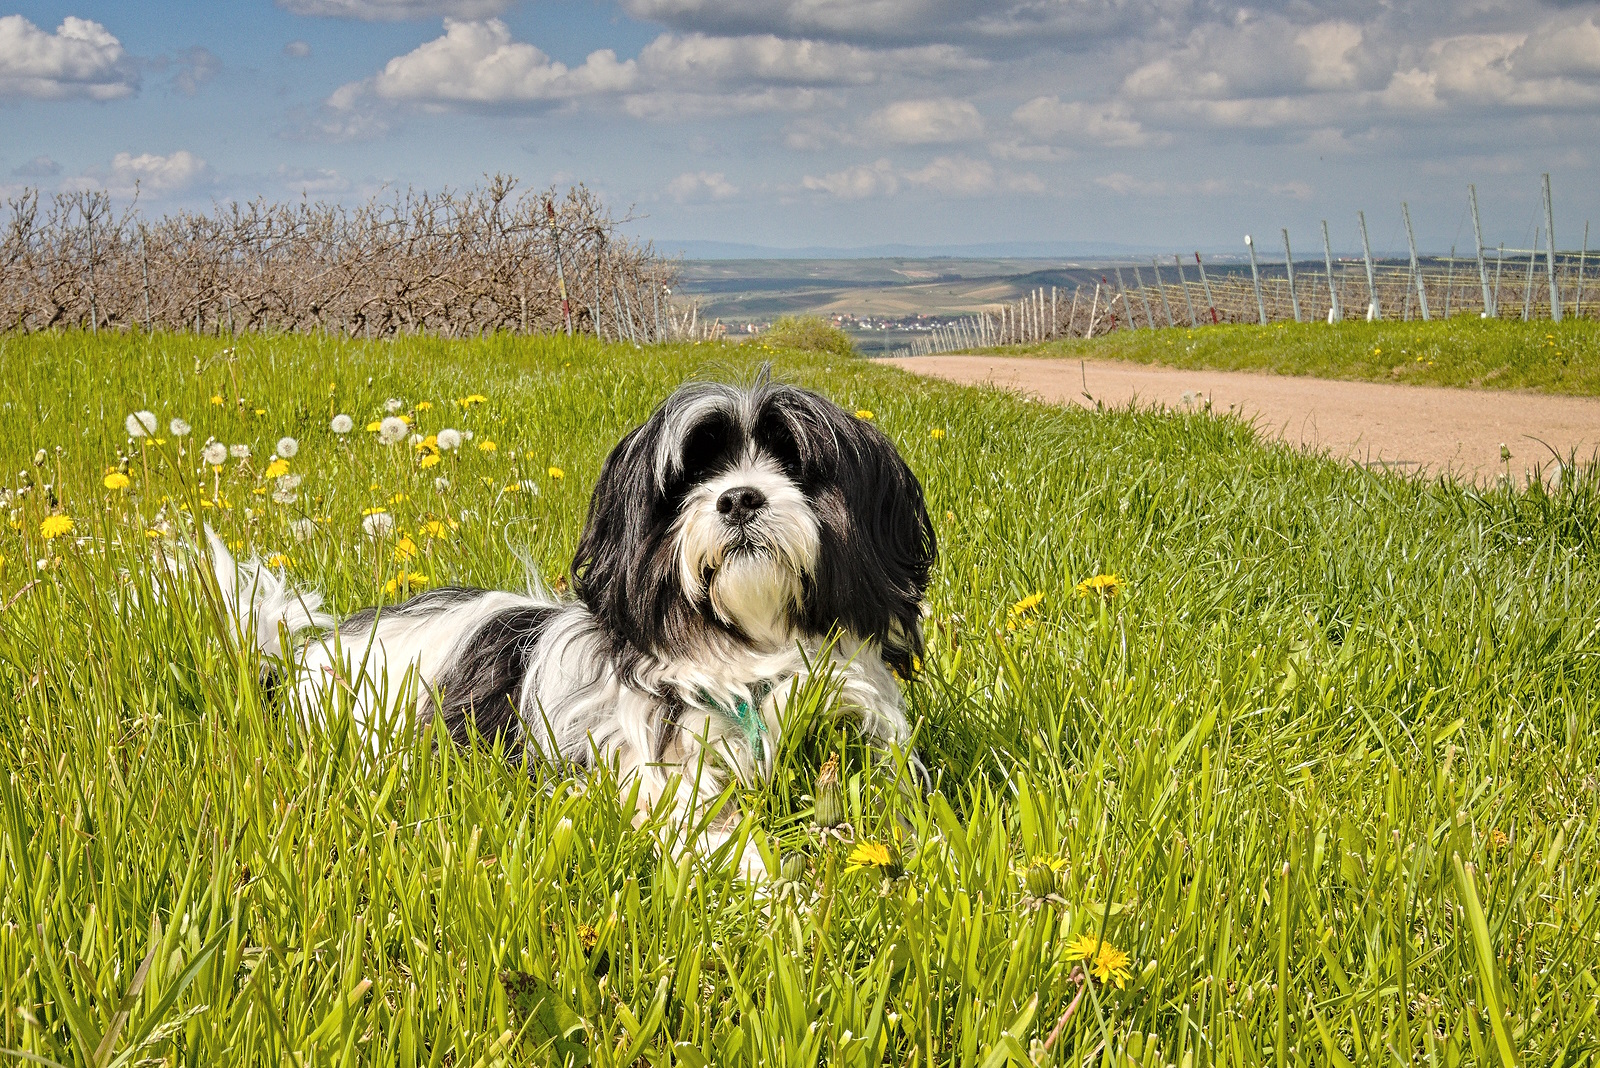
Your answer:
[210,372,936,861]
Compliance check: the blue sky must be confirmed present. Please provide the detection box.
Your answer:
[3,0,1598,255]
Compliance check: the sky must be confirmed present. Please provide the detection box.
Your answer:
[2,0,1599,255]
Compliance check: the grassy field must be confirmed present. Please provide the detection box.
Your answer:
[2,329,1599,1065]
[994,318,1600,397]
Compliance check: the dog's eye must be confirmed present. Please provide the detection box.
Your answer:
[680,417,732,486]
[754,414,803,478]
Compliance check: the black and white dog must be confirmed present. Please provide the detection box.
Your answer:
[211,374,936,867]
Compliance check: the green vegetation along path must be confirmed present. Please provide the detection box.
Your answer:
[887,353,1600,483]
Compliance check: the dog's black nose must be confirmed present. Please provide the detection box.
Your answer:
[717,486,767,524]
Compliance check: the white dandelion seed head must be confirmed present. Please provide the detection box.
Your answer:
[408,433,423,446]
[433,477,451,492]
[331,414,354,434]
[125,410,157,438]
[385,398,404,413]
[276,474,303,491]
[202,442,227,466]
[272,488,299,505]
[436,428,462,452]
[463,430,475,441]
[519,480,541,495]
[169,418,191,437]
[289,518,317,542]
[229,443,251,460]
[362,511,394,537]
[276,436,299,459]
[378,417,408,445]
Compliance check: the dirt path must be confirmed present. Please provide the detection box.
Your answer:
[884,354,1600,483]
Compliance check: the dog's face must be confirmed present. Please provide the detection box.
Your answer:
[573,378,935,673]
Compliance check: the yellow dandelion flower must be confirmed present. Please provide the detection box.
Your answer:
[1010,591,1044,616]
[419,454,441,469]
[103,471,131,491]
[845,840,903,878]
[503,483,520,493]
[362,506,388,516]
[1076,574,1123,599]
[382,571,430,595]
[392,536,419,562]
[477,440,497,453]
[266,553,292,569]
[420,519,450,539]
[548,466,565,481]
[415,401,433,411]
[930,428,946,440]
[210,394,225,406]
[253,409,266,417]
[1065,932,1102,961]
[1090,943,1133,989]
[366,420,383,432]
[389,492,408,504]
[40,514,74,540]
[263,457,290,479]
[459,394,488,408]
[576,923,600,953]
[855,409,875,420]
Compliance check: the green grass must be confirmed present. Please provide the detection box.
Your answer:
[2,330,1600,1065]
[995,318,1600,396]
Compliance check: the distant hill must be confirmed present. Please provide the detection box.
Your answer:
[654,239,1161,260]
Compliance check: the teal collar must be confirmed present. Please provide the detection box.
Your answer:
[697,679,779,762]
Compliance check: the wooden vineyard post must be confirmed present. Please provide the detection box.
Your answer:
[1402,202,1429,321]
[1131,266,1156,328]
[1195,252,1218,324]
[1067,284,1081,337]
[1086,283,1101,338]
[1471,185,1494,317]
[1245,235,1268,325]
[1151,258,1175,326]
[1174,254,1196,325]
[1358,210,1381,320]
[1523,227,1539,322]
[1114,267,1136,331]
[1281,229,1301,323]
[1577,222,1589,319]
[1543,173,1562,322]
[1443,246,1455,318]
[1321,220,1340,322]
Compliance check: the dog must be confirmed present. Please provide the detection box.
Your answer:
[209,374,936,868]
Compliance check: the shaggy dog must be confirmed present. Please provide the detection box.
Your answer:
[211,374,935,867]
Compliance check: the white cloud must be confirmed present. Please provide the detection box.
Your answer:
[277,0,512,20]
[637,33,977,86]
[284,40,312,58]
[365,19,637,105]
[665,170,738,201]
[1094,172,1311,199]
[865,97,982,144]
[1011,96,1158,147]
[0,15,138,101]
[12,155,61,178]
[802,158,898,198]
[802,154,1039,198]
[76,150,214,198]
[276,164,349,195]
[171,46,220,96]
[336,21,980,118]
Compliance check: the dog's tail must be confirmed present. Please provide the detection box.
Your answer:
[204,526,334,659]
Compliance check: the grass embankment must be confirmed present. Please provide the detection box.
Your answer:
[1,330,1599,1064]
[1000,317,1600,396]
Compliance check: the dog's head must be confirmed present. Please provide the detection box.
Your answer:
[573,375,935,673]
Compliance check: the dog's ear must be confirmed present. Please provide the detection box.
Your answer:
[572,417,667,647]
[768,387,936,673]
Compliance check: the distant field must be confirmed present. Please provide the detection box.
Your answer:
[972,317,1600,396]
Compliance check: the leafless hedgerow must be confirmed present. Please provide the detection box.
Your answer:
[0,176,715,341]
